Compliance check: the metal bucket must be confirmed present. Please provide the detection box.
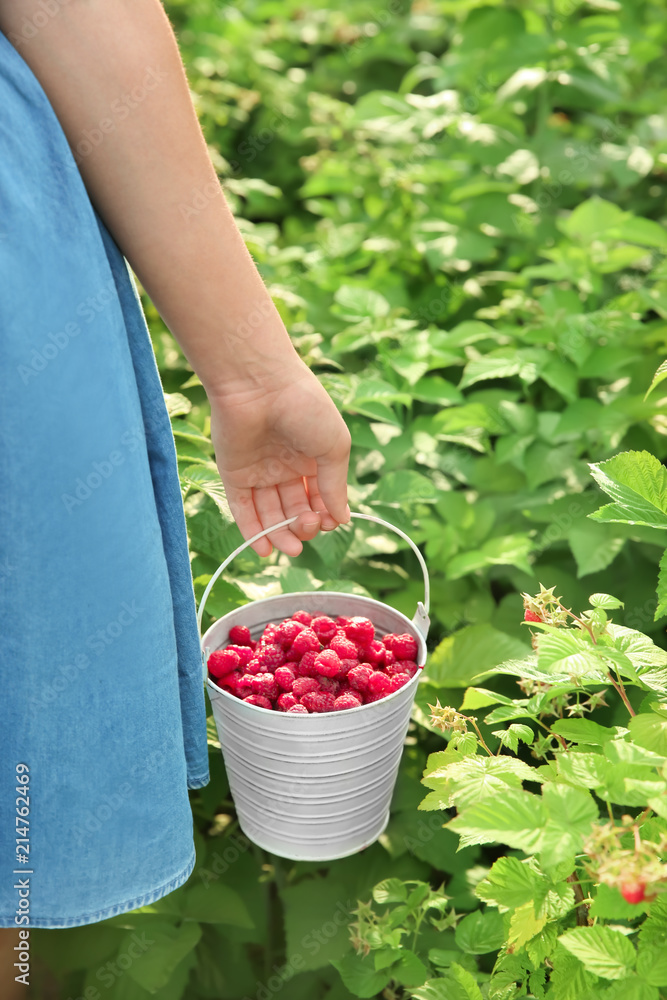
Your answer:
[198,512,430,862]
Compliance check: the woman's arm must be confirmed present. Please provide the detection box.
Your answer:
[0,0,351,556]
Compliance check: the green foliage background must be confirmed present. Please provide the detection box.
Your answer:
[31,1,667,998]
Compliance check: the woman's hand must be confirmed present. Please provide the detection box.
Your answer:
[209,358,351,557]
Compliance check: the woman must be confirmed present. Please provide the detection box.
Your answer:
[0,0,351,977]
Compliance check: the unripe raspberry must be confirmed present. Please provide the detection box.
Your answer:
[291,610,312,626]
[314,649,342,678]
[274,665,296,691]
[287,704,309,714]
[333,692,363,711]
[290,629,321,657]
[277,693,298,712]
[301,690,336,713]
[243,694,272,710]
[329,634,358,659]
[348,665,373,693]
[311,616,338,643]
[383,633,418,661]
[229,625,253,647]
[208,648,240,678]
[345,616,375,644]
[256,643,284,670]
[297,650,319,677]
[387,660,418,678]
[251,673,279,701]
[367,671,393,698]
[277,619,305,649]
[389,672,411,692]
[293,676,320,698]
[620,881,646,904]
[524,609,542,623]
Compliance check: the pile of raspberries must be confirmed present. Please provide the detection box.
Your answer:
[207,611,420,714]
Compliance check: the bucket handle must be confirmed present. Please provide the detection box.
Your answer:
[197,511,430,641]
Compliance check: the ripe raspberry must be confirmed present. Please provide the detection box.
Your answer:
[219,669,241,692]
[335,616,352,629]
[274,665,296,691]
[237,674,256,699]
[290,629,321,657]
[348,665,373,693]
[311,616,337,643]
[329,634,358,660]
[301,690,336,713]
[244,657,262,675]
[227,644,255,667]
[318,676,340,694]
[293,676,320,698]
[367,671,393,698]
[251,673,279,701]
[255,643,284,670]
[243,694,272,710]
[277,693,298,712]
[620,881,646,904]
[260,623,280,644]
[314,649,342,678]
[524,609,542,623]
[387,660,418,678]
[277,619,305,649]
[345,616,375,644]
[338,658,358,676]
[365,692,389,704]
[389,672,411,692]
[297,650,319,677]
[208,648,240,678]
[358,639,384,666]
[291,610,312,626]
[383,633,418,661]
[287,704,309,714]
[229,624,253,647]
[333,692,363,711]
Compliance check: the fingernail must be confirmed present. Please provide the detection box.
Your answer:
[302,520,319,531]
[344,504,351,521]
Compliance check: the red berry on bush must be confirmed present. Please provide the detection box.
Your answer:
[620,881,646,904]
[524,609,542,623]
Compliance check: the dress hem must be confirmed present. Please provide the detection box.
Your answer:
[0,846,196,929]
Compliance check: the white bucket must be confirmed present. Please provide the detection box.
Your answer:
[198,512,430,862]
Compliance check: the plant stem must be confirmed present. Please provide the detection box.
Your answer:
[606,671,636,717]
[467,717,493,756]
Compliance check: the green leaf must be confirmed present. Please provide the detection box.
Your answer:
[182,881,254,927]
[447,788,546,851]
[281,878,353,972]
[508,901,548,949]
[446,533,534,579]
[424,625,531,688]
[551,718,618,746]
[628,706,667,755]
[655,550,667,621]
[455,909,505,955]
[558,926,637,980]
[537,631,608,682]
[450,962,484,1000]
[423,754,539,809]
[644,359,667,401]
[372,878,408,904]
[589,593,624,610]
[589,451,667,530]
[330,953,391,998]
[460,687,514,711]
[124,920,202,992]
[637,945,667,986]
[395,949,430,987]
[589,883,650,921]
[333,285,390,321]
[475,856,542,911]
[491,723,534,752]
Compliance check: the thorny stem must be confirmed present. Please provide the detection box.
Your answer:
[567,871,591,927]
[468,717,494,756]
[534,716,568,751]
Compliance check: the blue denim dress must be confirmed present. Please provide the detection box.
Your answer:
[0,34,210,928]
